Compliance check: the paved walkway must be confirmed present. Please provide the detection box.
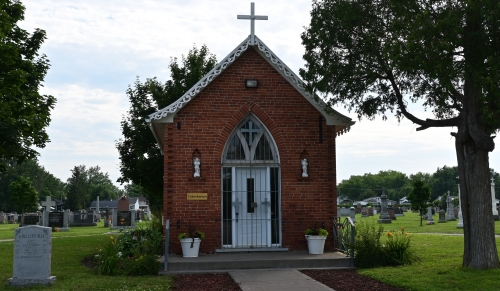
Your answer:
[229,269,334,291]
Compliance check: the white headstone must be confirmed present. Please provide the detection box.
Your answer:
[457,184,464,228]
[491,178,498,220]
[8,225,56,286]
[41,196,56,227]
[426,206,435,224]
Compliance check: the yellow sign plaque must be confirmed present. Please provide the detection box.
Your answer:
[187,193,208,200]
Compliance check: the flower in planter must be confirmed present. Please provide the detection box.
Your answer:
[305,227,329,236]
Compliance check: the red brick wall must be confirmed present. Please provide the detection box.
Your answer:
[163,47,338,254]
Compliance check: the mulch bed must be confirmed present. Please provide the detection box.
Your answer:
[301,269,405,291]
[171,269,406,291]
[172,273,241,291]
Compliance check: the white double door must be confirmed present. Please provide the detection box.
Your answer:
[232,167,271,248]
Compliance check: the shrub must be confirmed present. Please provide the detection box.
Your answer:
[94,236,121,275]
[93,223,163,276]
[353,223,419,268]
[353,222,386,268]
[383,226,419,266]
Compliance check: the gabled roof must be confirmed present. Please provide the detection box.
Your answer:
[146,35,355,151]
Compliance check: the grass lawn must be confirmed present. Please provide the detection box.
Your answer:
[0,223,174,290]
[0,212,499,290]
[359,234,500,291]
[353,211,500,235]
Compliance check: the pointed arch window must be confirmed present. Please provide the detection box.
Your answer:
[223,116,278,164]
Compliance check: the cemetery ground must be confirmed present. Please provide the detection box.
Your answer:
[0,214,497,290]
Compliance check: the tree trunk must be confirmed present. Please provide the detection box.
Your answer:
[455,3,500,269]
[456,139,499,269]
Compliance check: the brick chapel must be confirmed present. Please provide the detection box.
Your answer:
[146,7,354,254]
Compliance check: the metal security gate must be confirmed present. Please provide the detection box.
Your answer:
[221,115,281,250]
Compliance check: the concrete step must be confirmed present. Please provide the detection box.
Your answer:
[159,251,352,274]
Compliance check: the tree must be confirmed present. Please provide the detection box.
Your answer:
[429,166,459,201]
[10,176,38,226]
[0,0,56,173]
[65,165,119,210]
[65,165,88,210]
[116,45,217,212]
[301,0,500,269]
[0,159,64,211]
[338,170,411,201]
[408,179,431,227]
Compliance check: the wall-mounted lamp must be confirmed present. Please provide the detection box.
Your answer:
[246,79,258,88]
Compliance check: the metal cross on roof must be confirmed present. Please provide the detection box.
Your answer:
[237,2,268,45]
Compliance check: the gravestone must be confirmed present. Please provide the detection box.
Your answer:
[7,225,56,286]
[8,214,15,224]
[438,209,447,223]
[367,207,374,216]
[59,209,70,231]
[387,207,396,220]
[377,189,392,224]
[446,194,456,221]
[71,210,96,226]
[492,178,499,220]
[104,207,110,227]
[426,207,435,225]
[356,203,362,214]
[339,207,350,217]
[361,208,368,218]
[349,207,356,223]
[23,214,40,226]
[111,208,136,230]
[402,206,408,212]
[41,196,56,227]
[117,194,130,211]
[394,207,404,217]
[457,187,464,228]
[0,212,4,224]
[69,211,74,224]
[48,212,64,228]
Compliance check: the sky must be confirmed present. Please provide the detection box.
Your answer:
[18,0,499,188]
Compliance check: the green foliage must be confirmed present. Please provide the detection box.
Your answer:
[305,227,329,237]
[0,159,64,211]
[383,226,419,266]
[353,223,385,268]
[178,226,205,240]
[408,179,431,226]
[10,176,38,224]
[116,45,217,212]
[0,0,56,173]
[94,236,121,276]
[66,165,120,210]
[338,170,412,202]
[353,223,417,268]
[429,166,459,201]
[94,224,163,276]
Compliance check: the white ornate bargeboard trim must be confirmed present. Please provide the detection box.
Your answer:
[148,35,353,135]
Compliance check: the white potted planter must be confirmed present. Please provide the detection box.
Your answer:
[178,229,205,258]
[180,238,202,257]
[304,227,328,255]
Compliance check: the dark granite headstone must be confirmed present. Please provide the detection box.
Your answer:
[23,215,40,225]
[49,212,64,228]
[118,211,132,226]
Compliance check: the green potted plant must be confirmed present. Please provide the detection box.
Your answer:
[305,226,329,254]
[178,226,205,258]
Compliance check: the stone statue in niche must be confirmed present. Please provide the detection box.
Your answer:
[301,158,308,177]
[193,158,201,177]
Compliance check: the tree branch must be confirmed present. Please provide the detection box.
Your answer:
[386,70,459,130]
